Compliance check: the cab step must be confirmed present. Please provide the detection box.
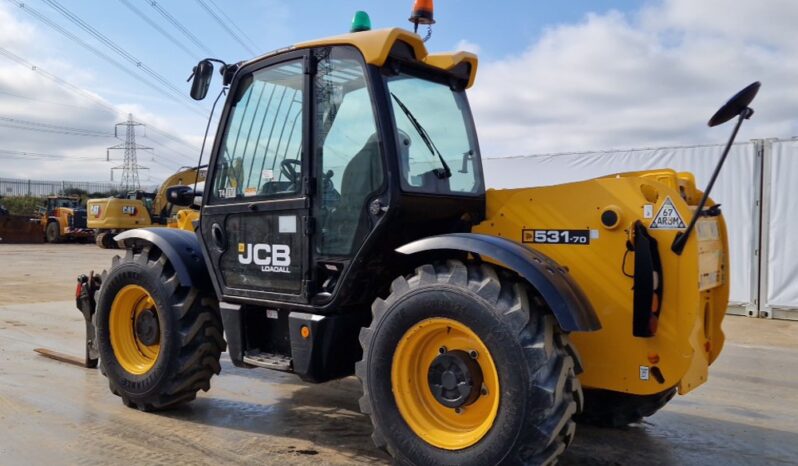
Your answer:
[243,350,293,372]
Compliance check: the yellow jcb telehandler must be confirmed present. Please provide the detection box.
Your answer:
[74,5,758,464]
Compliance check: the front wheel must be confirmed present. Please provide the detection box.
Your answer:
[45,221,61,243]
[357,261,582,465]
[95,246,225,411]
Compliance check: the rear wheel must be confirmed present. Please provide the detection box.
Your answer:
[45,221,61,243]
[357,261,582,465]
[95,246,225,411]
[577,387,676,427]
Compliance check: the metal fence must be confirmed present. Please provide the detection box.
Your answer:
[0,177,157,197]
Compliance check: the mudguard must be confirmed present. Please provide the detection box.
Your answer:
[396,233,601,332]
[115,228,210,288]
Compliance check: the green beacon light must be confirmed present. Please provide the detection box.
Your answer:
[350,10,372,33]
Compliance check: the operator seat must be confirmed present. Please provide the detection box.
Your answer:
[324,134,384,255]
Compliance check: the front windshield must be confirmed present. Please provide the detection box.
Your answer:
[386,73,482,194]
[55,198,78,208]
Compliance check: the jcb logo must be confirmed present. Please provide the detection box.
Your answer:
[238,243,291,273]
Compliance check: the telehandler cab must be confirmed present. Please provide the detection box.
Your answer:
[75,5,759,464]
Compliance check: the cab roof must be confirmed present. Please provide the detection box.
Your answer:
[253,28,478,89]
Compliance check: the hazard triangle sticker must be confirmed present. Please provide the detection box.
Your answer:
[649,196,686,230]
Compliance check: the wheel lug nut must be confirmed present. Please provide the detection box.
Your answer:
[469,350,478,359]
[439,346,447,354]
[481,386,488,396]
[454,407,463,414]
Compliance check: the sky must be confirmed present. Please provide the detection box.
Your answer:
[0,0,795,184]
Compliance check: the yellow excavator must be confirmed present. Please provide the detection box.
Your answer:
[74,4,759,464]
[87,166,204,248]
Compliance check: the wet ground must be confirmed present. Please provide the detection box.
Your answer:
[1,244,797,465]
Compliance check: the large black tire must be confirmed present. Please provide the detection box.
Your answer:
[577,387,676,427]
[45,221,61,243]
[95,246,225,411]
[357,260,583,465]
[95,231,117,249]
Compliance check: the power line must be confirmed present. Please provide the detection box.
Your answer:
[0,148,99,160]
[147,1,215,56]
[141,134,197,162]
[117,0,199,60]
[0,123,113,138]
[145,125,201,152]
[0,87,101,111]
[0,46,118,115]
[0,47,201,157]
[194,0,256,55]
[38,0,207,116]
[6,0,204,116]
[204,0,260,51]
[0,115,113,136]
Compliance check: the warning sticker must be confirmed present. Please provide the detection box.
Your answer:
[650,196,686,230]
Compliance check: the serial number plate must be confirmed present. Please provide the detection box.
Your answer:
[522,229,590,245]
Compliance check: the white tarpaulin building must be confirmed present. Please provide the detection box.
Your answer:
[483,138,796,320]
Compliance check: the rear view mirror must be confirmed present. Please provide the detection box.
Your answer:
[190,60,214,101]
[708,81,760,127]
[166,185,196,207]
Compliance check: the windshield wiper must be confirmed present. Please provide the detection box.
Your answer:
[390,92,451,179]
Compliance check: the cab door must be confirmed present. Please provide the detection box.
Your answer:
[199,52,311,304]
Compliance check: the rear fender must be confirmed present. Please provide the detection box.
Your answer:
[114,228,210,288]
[396,233,601,332]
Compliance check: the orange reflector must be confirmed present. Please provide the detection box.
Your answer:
[647,352,660,364]
[648,314,659,335]
[300,325,310,339]
[651,293,659,313]
[75,282,82,299]
[704,341,711,353]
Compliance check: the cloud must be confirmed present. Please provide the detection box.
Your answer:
[0,3,196,184]
[455,39,481,55]
[471,0,798,157]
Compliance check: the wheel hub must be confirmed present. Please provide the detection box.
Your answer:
[427,350,483,408]
[135,308,160,346]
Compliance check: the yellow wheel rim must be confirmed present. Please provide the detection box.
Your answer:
[109,284,161,375]
[391,317,500,450]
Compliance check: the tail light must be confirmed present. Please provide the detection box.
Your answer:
[632,222,663,337]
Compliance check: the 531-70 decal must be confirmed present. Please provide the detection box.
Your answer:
[522,229,590,245]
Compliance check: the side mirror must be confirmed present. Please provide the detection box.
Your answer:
[708,81,760,127]
[166,185,197,207]
[190,60,214,101]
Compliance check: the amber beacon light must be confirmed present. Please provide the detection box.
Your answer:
[409,0,435,37]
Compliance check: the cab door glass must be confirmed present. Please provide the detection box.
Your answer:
[314,47,383,256]
[211,60,304,201]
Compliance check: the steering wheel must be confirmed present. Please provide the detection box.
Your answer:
[280,159,301,186]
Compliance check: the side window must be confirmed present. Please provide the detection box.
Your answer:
[314,47,383,256]
[211,60,304,201]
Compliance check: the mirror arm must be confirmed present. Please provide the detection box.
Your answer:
[671,107,753,255]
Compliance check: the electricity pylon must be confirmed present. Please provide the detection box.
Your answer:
[107,113,151,190]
